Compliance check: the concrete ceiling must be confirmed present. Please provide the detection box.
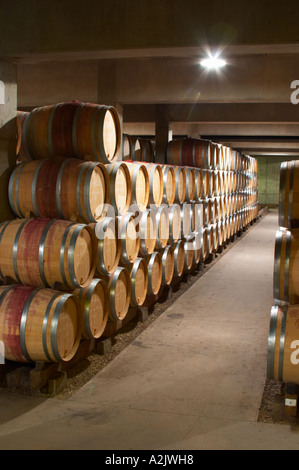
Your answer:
[1,0,299,159]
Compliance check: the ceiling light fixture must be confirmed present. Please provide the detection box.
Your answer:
[200,54,227,71]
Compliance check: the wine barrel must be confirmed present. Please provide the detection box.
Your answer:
[0,284,81,363]
[105,267,131,321]
[211,223,219,253]
[168,204,181,244]
[202,198,212,227]
[184,236,195,272]
[160,165,175,205]
[166,138,212,168]
[146,251,162,295]
[160,245,175,286]
[221,218,228,244]
[106,161,132,215]
[123,135,154,162]
[72,278,108,340]
[122,161,149,212]
[181,202,193,239]
[155,205,170,250]
[137,138,155,162]
[90,218,120,276]
[23,102,121,163]
[225,216,231,240]
[173,166,186,204]
[16,111,31,163]
[173,240,185,278]
[217,220,224,247]
[191,200,203,233]
[138,208,157,257]
[206,225,214,255]
[9,158,109,223]
[199,228,208,262]
[214,170,225,197]
[267,303,299,384]
[211,143,224,170]
[127,257,148,307]
[0,218,96,289]
[200,169,209,199]
[122,133,132,160]
[229,213,237,236]
[194,169,203,200]
[279,160,299,228]
[273,228,299,304]
[185,167,196,202]
[144,163,163,206]
[118,212,140,264]
[189,231,203,265]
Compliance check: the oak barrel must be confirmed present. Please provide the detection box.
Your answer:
[9,158,109,223]
[72,278,108,340]
[0,218,96,289]
[168,204,182,244]
[123,135,154,162]
[117,212,140,264]
[16,111,31,163]
[122,161,149,212]
[166,138,212,168]
[90,218,120,276]
[173,166,186,204]
[267,303,299,384]
[105,267,131,321]
[146,251,162,295]
[173,240,185,278]
[126,257,148,307]
[106,161,132,215]
[184,236,195,272]
[23,101,121,163]
[279,160,299,228]
[160,245,175,286]
[155,205,170,250]
[185,167,196,202]
[273,228,299,304]
[0,284,81,363]
[160,165,176,205]
[144,163,163,206]
[199,228,208,262]
[138,208,156,257]
[181,203,193,239]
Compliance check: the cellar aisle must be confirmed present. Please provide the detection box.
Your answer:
[1,210,299,450]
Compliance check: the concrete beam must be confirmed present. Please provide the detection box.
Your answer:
[124,103,299,123]
[1,0,299,59]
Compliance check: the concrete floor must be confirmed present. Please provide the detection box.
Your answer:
[1,209,299,450]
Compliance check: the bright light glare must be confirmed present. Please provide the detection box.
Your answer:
[200,55,227,70]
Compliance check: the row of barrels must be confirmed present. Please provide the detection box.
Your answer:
[123,134,258,176]
[165,137,258,175]
[17,103,258,178]
[268,160,299,385]
[8,157,257,225]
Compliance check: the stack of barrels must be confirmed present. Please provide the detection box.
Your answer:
[123,136,259,254]
[0,101,122,365]
[268,160,299,385]
[0,104,259,368]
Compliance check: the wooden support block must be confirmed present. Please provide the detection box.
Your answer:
[30,362,60,391]
[45,371,67,396]
[137,307,148,323]
[96,337,112,355]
